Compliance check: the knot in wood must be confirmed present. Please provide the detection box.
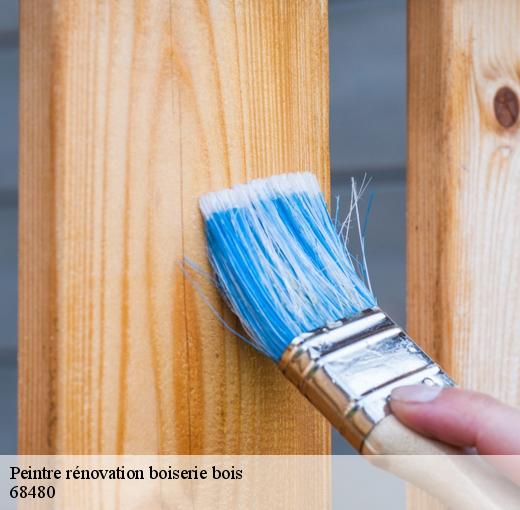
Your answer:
[494,87,519,128]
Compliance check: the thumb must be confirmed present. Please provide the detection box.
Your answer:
[389,385,520,455]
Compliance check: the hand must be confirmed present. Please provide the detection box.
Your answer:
[390,385,520,484]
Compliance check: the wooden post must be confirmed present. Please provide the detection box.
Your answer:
[20,0,330,456]
[408,0,520,507]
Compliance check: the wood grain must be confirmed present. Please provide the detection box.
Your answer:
[408,1,520,507]
[19,0,330,455]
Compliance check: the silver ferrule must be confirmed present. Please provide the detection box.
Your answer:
[279,307,455,451]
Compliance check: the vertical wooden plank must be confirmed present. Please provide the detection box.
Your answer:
[19,0,330,456]
[408,0,520,507]
[19,0,56,455]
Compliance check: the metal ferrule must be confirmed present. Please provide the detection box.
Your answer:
[279,307,455,451]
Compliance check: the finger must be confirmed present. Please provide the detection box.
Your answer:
[389,385,520,455]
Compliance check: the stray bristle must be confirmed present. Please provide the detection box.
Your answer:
[199,172,376,362]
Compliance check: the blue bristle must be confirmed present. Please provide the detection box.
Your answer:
[199,172,377,362]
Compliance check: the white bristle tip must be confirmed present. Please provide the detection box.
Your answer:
[199,172,321,218]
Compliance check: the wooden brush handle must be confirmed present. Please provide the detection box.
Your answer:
[361,415,520,509]
[362,415,459,455]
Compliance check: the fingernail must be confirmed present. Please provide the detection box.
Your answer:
[391,384,443,403]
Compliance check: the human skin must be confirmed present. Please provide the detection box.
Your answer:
[390,385,520,485]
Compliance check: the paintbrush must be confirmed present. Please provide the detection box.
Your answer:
[198,171,458,455]
[197,172,520,509]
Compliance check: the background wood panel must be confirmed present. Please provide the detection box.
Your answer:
[19,0,329,455]
[408,0,520,507]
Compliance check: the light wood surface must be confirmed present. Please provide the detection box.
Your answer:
[408,0,520,507]
[19,0,330,455]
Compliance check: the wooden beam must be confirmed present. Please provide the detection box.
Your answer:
[408,0,520,507]
[20,0,330,455]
